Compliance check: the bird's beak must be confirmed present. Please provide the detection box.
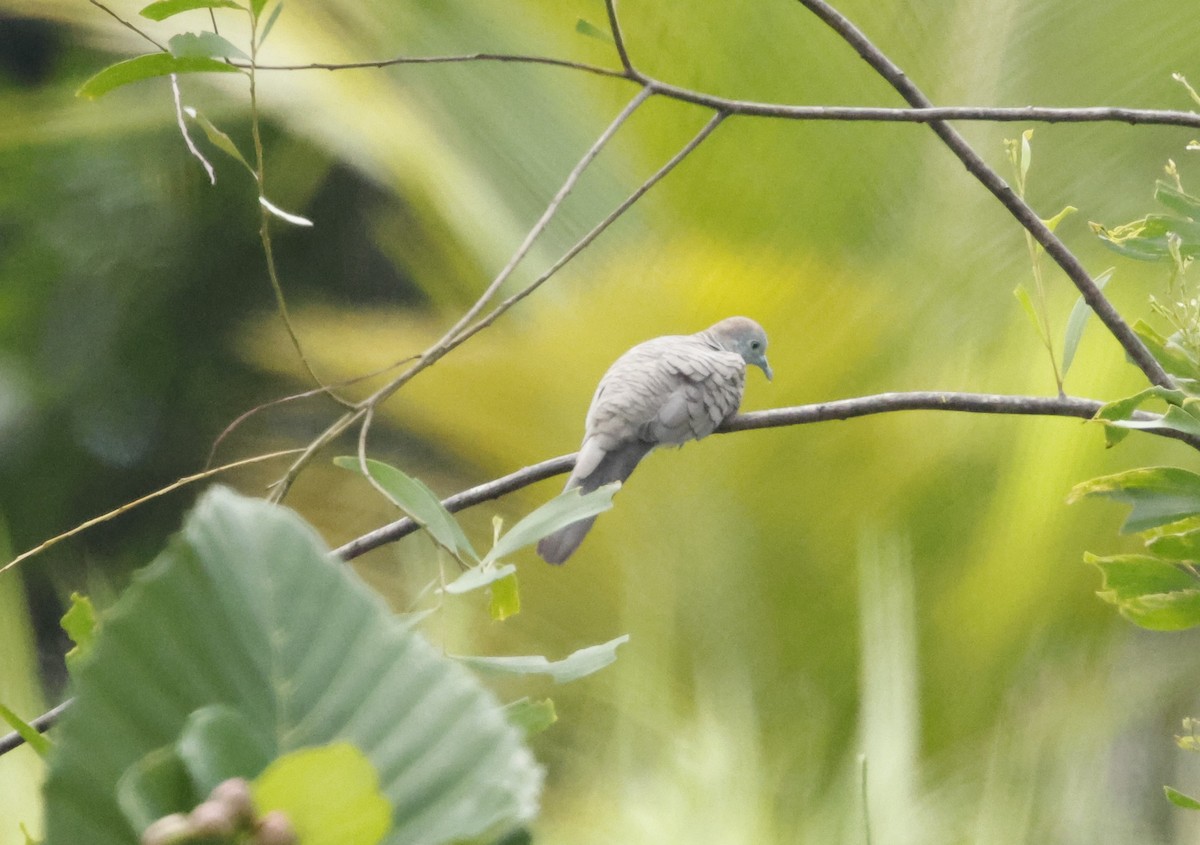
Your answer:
[759,359,773,381]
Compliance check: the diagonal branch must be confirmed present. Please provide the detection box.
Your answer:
[3,389,1185,757]
[333,390,1195,561]
[793,0,1173,389]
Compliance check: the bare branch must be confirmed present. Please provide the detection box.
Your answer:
[793,0,1173,389]
[447,110,730,354]
[335,390,1193,561]
[604,0,636,76]
[1,449,305,576]
[267,87,655,499]
[242,53,630,80]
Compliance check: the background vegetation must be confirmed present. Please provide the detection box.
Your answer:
[3,0,1200,842]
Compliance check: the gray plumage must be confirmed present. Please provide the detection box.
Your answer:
[537,316,772,564]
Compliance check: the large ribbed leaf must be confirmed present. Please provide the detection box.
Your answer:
[42,486,542,844]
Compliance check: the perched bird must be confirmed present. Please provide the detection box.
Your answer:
[537,316,772,564]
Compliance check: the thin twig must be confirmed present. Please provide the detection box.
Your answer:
[245,13,354,408]
[0,449,304,576]
[604,0,635,75]
[267,86,655,500]
[793,0,1173,390]
[451,110,730,353]
[334,390,1189,560]
[88,0,164,50]
[207,353,419,468]
[241,53,629,80]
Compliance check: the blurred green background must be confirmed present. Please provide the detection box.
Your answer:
[3,0,1200,842]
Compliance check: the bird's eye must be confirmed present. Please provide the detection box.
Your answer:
[750,341,761,351]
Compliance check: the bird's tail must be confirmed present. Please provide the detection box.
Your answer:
[537,441,652,564]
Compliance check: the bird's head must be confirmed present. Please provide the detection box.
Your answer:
[707,316,772,381]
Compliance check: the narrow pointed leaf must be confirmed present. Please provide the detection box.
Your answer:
[575,18,614,44]
[1155,181,1200,219]
[1068,467,1200,533]
[443,563,516,595]
[183,108,255,176]
[1133,320,1200,383]
[1061,267,1111,379]
[1166,786,1200,810]
[168,32,248,61]
[1107,405,1200,438]
[482,484,618,566]
[1147,528,1200,561]
[1042,205,1077,233]
[457,634,630,684]
[258,0,284,46]
[0,703,51,758]
[1019,129,1033,184]
[140,0,245,21]
[334,457,478,561]
[1086,552,1200,630]
[1013,285,1050,345]
[77,53,240,99]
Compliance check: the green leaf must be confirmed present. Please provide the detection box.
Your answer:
[1154,180,1200,219]
[1069,467,1200,533]
[168,32,248,61]
[504,698,556,737]
[1165,786,1200,810]
[1042,204,1077,234]
[250,0,269,19]
[258,0,284,46]
[42,487,541,845]
[116,746,195,833]
[482,484,619,566]
[0,702,51,758]
[334,457,479,562]
[458,634,630,684]
[1133,320,1200,383]
[61,591,97,671]
[183,107,256,176]
[176,705,272,796]
[1105,404,1200,439]
[1147,527,1200,561]
[77,53,241,99]
[1086,552,1200,630]
[1018,128,1033,185]
[489,573,521,621]
[1013,284,1050,346]
[253,743,390,845]
[140,0,245,21]
[443,563,516,595]
[575,18,615,44]
[1061,268,1111,380]
[1092,214,1200,262]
